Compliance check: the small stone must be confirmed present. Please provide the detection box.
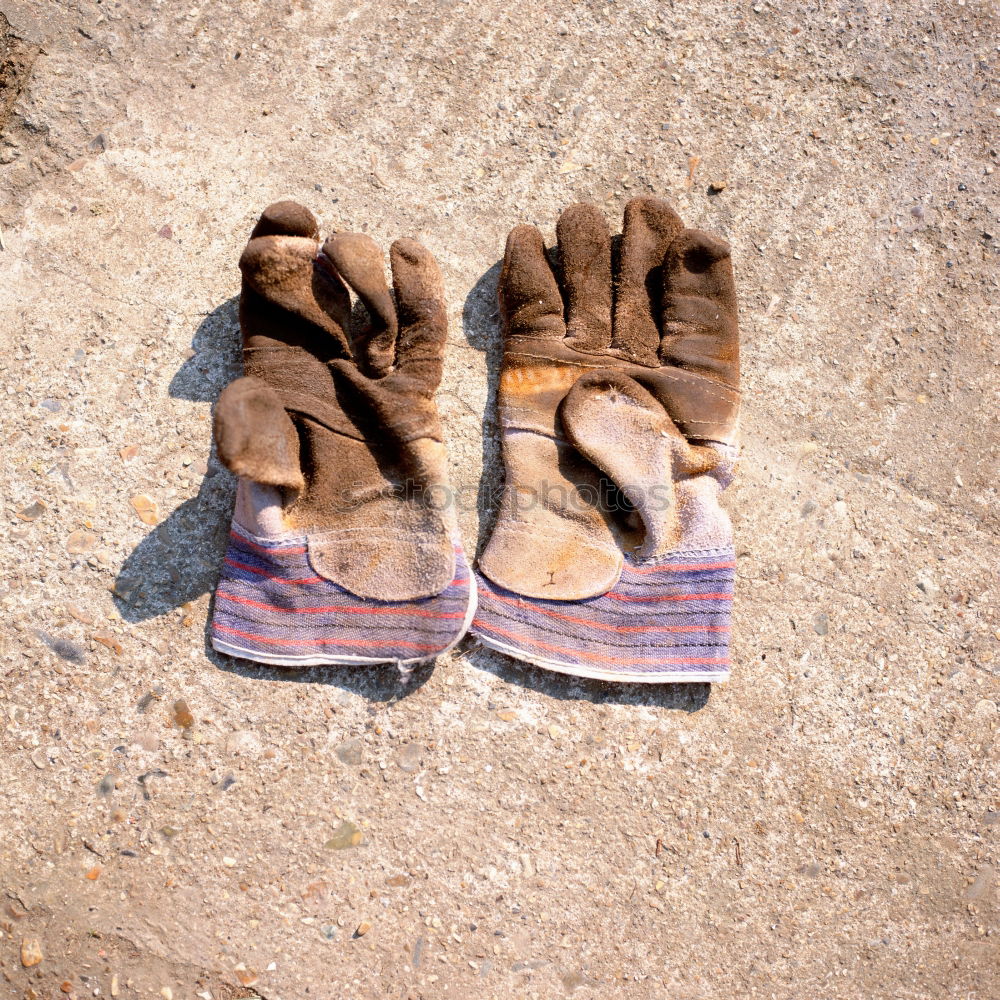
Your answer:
[355,921,372,937]
[20,937,43,967]
[223,856,237,867]
[233,964,258,987]
[813,613,828,636]
[396,743,422,773]
[161,989,173,1000]
[158,225,173,239]
[112,578,138,603]
[172,699,194,729]
[85,866,101,880]
[325,820,363,850]
[16,499,46,521]
[92,632,123,655]
[97,773,116,797]
[110,975,119,996]
[66,530,98,554]
[708,180,728,193]
[130,494,159,525]
[119,445,140,462]
[320,924,338,940]
[67,603,95,625]
[386,874,410,887]
[61,981,73,993]
[547,724,564,740]
[496,710,518,722]
[336,737,364,766]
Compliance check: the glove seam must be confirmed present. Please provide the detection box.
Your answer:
[504,350,741,397]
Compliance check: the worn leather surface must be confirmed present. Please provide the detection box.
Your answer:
[478,197,740,601]
[213,201,456,601]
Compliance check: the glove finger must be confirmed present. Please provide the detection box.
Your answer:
[499,224,566,341]
[390,237,447,390]
[240,209,351,357]
[659,228,739,383]
[556,202,612,352]
[249,199,319,240]
[561,369,716,561]
[322,232,398,377]
[610,197,683,365]
[214,376,304,493]
[328,357,442,473]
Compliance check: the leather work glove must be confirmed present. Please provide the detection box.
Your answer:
[472,198,740,683]
[210,201,475,667]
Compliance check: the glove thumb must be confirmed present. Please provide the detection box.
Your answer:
[214,376,305,495]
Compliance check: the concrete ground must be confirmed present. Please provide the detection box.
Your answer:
[1,1,997,997]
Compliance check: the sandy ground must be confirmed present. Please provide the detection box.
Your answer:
[1,1,998,997]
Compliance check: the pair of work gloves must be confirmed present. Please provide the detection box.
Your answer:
[210,198,739,683]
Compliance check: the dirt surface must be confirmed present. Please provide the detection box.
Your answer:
[1,1,998,997]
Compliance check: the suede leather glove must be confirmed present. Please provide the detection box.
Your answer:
[210,201,474,667]
[473,198,739,683]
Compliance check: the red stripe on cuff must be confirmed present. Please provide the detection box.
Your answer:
[224,558,323,585]
[605,591,732,603]
[629,559,736,574]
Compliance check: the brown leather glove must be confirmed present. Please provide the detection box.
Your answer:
[210,201,474,668]
[473,198,740,683]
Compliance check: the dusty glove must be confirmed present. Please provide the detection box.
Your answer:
[210,201,474,667]
[473,198,739,683]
